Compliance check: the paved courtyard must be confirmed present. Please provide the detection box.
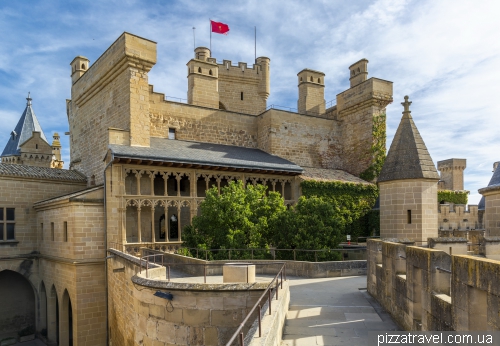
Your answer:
[282,275,399,346]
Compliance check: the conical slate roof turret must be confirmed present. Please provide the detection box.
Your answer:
[378,96,439,182]
[1,93,48,157]
[478,162,500,209]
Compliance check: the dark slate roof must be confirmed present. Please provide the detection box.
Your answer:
[378,98,439,182]
[299,167,372,184]
[109,138,303,173]
[0,163,87,182]
[1,94,48,157]
[478,162,500,209]
[487,163,500,188]
[478,196,485,210]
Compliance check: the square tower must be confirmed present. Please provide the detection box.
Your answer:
[437,158,466,190]
[297,69,325,115]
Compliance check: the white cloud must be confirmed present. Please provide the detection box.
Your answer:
[0,0,499,204]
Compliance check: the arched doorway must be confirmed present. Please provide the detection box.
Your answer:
[60,290,73,346]
[39,281,47,337]
[47,285,59,344]
[0,270,36,336]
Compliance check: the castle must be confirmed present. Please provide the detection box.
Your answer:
[1,31,498,344]
[0,32,392,345]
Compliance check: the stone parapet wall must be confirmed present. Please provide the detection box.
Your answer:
[368,239,500,331]
[438,204,480,231]
[107,249,289,345]
[156,251,367,278]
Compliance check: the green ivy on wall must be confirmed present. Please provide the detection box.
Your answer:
[300,180,380,240]
[438,190,468,205]
[360,113,386,182]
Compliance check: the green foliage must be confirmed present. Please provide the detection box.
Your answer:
[271,196,344,250]
[300,180,380,240]
[438,190,468,205]
[182,179,380,261]
[360,114,386,182]
[182,180,285,259]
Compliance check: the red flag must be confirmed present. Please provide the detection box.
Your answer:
[211,20,230,35]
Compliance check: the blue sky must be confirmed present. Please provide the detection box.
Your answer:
[0,0,499,204]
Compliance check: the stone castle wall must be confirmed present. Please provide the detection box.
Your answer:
[367,239,500,331]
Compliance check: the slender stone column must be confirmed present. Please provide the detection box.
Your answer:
[137,206,142,243]
[151,204,155,243]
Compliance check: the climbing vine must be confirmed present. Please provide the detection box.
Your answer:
[360,113,386,182]
[438,190,468,205]
[300,180,380,239]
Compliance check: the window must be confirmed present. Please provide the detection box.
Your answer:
[51,222,55,241]
[64,222,68,242]
[407,210,412,224]
[240,92,244,101]
[168,128,176,140]
[36,144,38,149]
[198,67,202,73]
[0,208,15,241]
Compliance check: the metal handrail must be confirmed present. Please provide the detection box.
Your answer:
[179,246,366,262]
[225,262,286,346]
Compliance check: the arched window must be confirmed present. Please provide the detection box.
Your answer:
[209,69,213,76]
[310,76,313,82]
[198,67,202,73]
[318,78,321,83]
[300,77,303,82]
[81,63,86,70]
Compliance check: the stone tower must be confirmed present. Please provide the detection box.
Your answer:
[70,56,90,85]
[51,132,64,169]
[187,47,219,109]
[297,69,325,115]
[437,158,466,190]
[187,47,270,115]
[378,96,440,242]
[349,59,368,88]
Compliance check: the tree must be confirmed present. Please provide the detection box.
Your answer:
[271,196,344,250]
[182,180,286,252]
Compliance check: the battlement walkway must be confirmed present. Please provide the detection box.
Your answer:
[281,275,399,346]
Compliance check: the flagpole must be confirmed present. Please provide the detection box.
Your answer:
[254,26,257,62]
[209,19,212,52]
[193,27,196,51]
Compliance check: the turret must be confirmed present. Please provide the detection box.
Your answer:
[437,158,467,190]
[378,96,440,243]
[186,47,219,108]
[51,132,63,169]
[297,69,325,115]
[256,57,270,100]
[70,56,90,85]
[349,59,368,88]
